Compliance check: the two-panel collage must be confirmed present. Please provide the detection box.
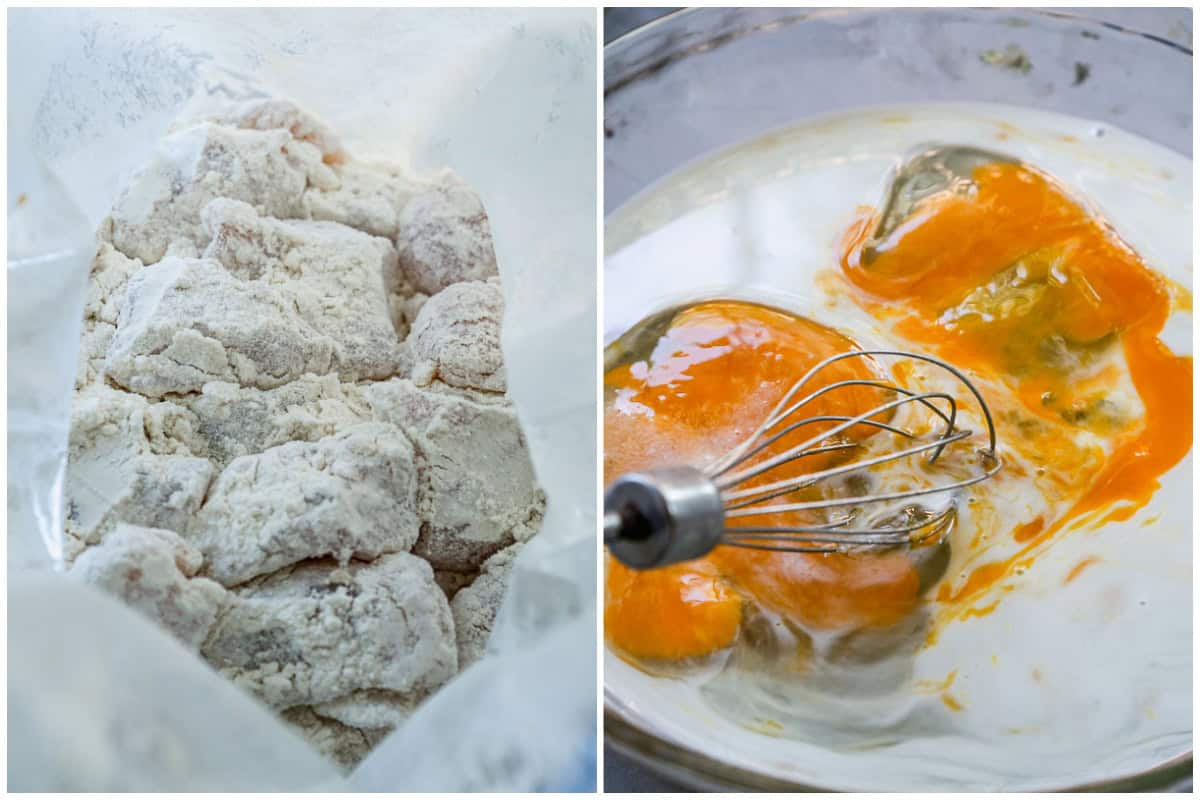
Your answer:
[5,5,1193,795]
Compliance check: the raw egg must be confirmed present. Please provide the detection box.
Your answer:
[603,300,925,664]
[839,154,1192,608]
[605,154,1190,667]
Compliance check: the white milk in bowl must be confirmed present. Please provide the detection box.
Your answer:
[603,104,1192,791]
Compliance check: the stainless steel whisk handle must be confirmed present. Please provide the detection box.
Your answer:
[603,467,725,570]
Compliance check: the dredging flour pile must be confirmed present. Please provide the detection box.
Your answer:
[63,100,545,768]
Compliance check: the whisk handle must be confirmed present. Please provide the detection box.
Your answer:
[603,511,623,543]
[604,467,725,570]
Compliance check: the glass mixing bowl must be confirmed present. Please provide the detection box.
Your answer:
[603,7,1192,791]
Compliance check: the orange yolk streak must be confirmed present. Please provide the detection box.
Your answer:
[840,161,1192,609]
[604,301,921,663]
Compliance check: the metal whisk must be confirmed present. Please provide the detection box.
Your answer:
[603,350,1001,569]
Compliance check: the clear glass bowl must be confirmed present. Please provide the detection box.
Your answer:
[605,7,1191,212]
[603,7,1192,791]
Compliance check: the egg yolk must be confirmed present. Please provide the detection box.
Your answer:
[839,159,1192,606]
[604,559,742,663]
[604,301,923,663]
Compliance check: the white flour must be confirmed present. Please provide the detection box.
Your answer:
[65,99,543,769]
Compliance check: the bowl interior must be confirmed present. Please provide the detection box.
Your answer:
[603,9,1193,791]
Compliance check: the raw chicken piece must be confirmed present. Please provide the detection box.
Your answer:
[305,160,415,239]
[105,257,336,397]
[365,379,544,571]
[179,375,372,468]
[451,544,523,668]
[203,553,457,709]
[395,173,498,295]
[70,524,228,650]
[410,279,506,392]
[190,423,420,586]
[65,386,214,548]
[108,123,321,263]
[201,198,408,381]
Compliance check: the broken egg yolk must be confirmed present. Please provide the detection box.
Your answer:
[839,159,1192,608]
[604,301,922,664]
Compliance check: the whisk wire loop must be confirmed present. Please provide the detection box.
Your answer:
[603,347,1002,569]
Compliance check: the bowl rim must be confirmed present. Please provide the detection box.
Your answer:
[605,7,1193,69]
[606,701,1195,792]
[602,6,1194,793]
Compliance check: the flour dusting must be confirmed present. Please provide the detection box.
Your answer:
[65,99,545,769]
